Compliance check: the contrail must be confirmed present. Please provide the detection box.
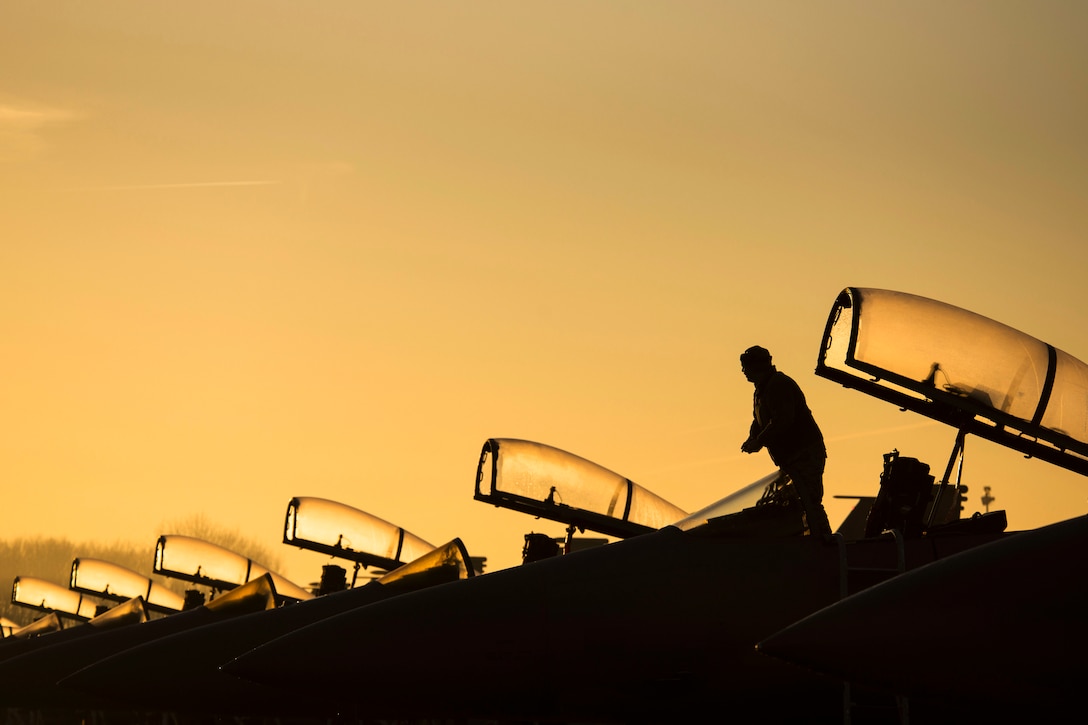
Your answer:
[61,180,282,191]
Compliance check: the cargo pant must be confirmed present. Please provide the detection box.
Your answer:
[780,447,832,539]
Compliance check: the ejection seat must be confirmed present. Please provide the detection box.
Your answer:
[863,450,936,539]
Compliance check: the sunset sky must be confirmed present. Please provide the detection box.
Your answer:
[3,1,1086,584]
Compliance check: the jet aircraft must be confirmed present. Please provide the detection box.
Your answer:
[219,287,1087,723]
[1,502,476,721]
[55,540,475,718]
[758,511,1088,721]
[4,287,1085,723]
[0,573,278,713]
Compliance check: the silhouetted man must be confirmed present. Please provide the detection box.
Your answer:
[740,345,832,539]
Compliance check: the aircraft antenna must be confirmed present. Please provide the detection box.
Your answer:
[981,486,995,513]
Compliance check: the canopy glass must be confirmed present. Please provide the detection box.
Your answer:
[12,576,99,621]
[70,558,184,613]
[475,438,687,538]
[818,288,1088,475]
[154,535,313,601]
[283,496,433,570]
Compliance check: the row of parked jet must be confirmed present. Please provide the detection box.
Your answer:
[3,287,1086,724]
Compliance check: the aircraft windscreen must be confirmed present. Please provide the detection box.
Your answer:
[671,471,783,532]
[283,496,434,569]
[819,288,1088,475]
[204,574,278,616]
[87,596,150,628]
[9,612,63,638]
[475,438,688,539]
[377,538,474,589]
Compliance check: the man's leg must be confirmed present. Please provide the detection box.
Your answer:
[786,455,832,539]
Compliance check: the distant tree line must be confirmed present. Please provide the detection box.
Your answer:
[0,515,282,628]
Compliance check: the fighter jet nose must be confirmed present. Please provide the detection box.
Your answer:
[754,598,871,682]
[757,515,1088,712]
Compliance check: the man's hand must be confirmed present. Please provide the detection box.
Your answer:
[741,437,761,454]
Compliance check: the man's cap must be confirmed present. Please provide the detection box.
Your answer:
[740,345,773,368]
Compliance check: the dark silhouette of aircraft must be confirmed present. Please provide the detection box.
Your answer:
[55,539,474,718]
[758,512,1088,721]
[4,287,1085,723]
[1,502,476,719]
[218,287,1087,723]
[0,596,149,668]
[0,573,277,711]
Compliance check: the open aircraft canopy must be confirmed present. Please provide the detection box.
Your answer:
[818,288,1088,476]
[475,438,687,539]
[48,543,478,717]
[153,535,313,602]
[283,496,434,571]
[70,558,184,613]
[11,576,99,621]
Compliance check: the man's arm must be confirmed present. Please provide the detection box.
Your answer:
[744,376,801,453]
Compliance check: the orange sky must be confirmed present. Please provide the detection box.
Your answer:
[2,2,1086,584]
